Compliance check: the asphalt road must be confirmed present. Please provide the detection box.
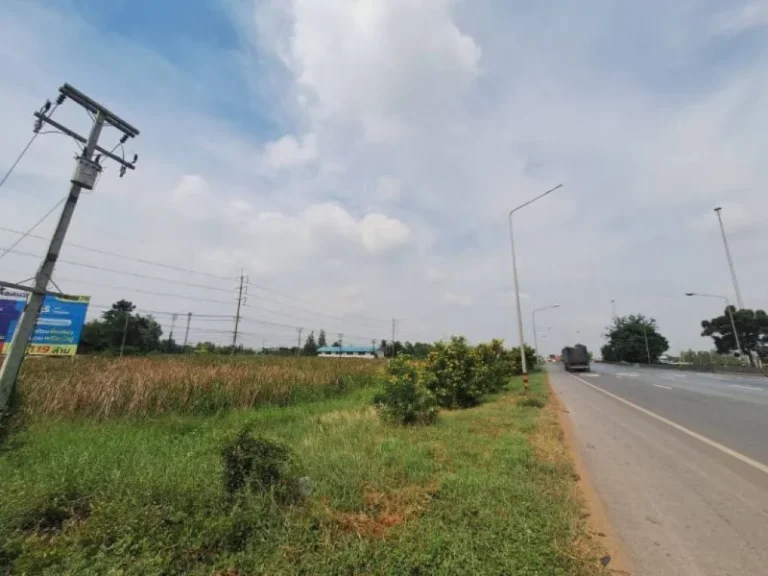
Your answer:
[550,363,768,575]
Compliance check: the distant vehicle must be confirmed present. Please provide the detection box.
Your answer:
[562,345,590,372]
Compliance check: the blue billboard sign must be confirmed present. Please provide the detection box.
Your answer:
[0,290,90,356]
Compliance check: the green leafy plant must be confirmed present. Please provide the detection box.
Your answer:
[373,356,438,425]
[220,428,300,501]
[423,337,486,408]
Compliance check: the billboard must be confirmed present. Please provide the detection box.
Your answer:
[0,289,90,356]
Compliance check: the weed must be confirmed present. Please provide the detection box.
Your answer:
[221,428,300,501]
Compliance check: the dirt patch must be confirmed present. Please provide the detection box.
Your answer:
[324,482,437,538]
[548,375,634,575]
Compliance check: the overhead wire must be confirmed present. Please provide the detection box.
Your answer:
[0,197,67,260]
[0,226,235,281]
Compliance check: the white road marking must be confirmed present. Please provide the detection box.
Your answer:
[653,384,672,390]
[615,372,639,378]
[728,384,763,392]
[568,373,768,477]
[582,373,600,378]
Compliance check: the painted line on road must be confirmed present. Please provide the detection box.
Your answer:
[728,384,763,392]
[653,384,672,390]
[569,373,768,477]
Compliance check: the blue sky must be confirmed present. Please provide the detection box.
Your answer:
[1,0,767,353]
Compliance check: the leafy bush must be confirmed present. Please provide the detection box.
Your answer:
[508,345,538,375]
[423,337,487,408]
[220,428,300,501]
[373,356,438,425]
[474,339,515,393]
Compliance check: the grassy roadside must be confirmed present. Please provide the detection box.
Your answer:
[0,373,604,575]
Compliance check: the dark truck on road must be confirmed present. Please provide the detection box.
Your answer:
[562,345,590,372]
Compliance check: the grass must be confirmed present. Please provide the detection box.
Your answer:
[0,371,604,575]
[10,355,383,418]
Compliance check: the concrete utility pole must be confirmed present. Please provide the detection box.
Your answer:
[0,84,139,413]
[119,312,130,359]
[714,207,744,309]
[167,313,178,353]
[508,184,563,392]
[643,325,652,364]
[296,327,303,355]
[183,312,192,350]
[231,271,246,354]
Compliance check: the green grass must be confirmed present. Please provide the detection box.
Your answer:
[0,374,602,575]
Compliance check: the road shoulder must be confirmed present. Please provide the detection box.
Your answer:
[548,372,634,576]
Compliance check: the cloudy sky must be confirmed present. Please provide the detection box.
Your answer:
[1,0,767,354]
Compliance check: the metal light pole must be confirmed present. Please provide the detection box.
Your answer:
[532,304,560,360]
[685,292,743,356]
[714,207,744,309]
[508,184,563,391]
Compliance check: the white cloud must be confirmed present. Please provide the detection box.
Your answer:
[170,175,211,221]
[359,213,411,252]
[425,266,443,282]
[262,133,318,169]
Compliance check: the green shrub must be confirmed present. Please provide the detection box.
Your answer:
[508,345,538,375]
[220,428,300,501]
[474,339,515,393]
[423,337,487,408]
[373,356,438,425]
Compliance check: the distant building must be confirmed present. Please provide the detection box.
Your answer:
[317,345,380,359]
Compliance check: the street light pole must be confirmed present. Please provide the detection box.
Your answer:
[532,304,560,361]
[685,292,743,356]
[714,207,744,309]
[508,184,563,392]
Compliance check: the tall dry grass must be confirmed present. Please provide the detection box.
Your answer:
[11,355,383,418]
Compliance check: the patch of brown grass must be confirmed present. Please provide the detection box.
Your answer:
[15,356,383,418]
[323,482,437,538]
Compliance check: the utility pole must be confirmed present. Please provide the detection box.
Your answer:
[611,299,617,318]
[232,271,246,354]
[167,313,178,353]
[643,325,652,364]
[296,327,303,355]
[338,333,344,349]
[391,318,396,357]
[714,207,744,309]
[0,84,139,413]
[183,312,192,350]
[119,311,130,359]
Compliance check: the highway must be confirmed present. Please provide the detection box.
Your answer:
[550,363,768,575]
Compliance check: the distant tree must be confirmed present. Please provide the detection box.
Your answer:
[318,329,328,347]
[79,300,163,355]
[701,307,768,365]
[601,314,669,364]
[303,331,318,355]
[331,340,341,347]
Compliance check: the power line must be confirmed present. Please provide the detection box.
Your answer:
[42,275,235,306]
[0,100,63,195]
[0,196,67,260]
[0,246,232,293]
[0,226,234,281]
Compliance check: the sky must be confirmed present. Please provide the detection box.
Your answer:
[1,0,767,355]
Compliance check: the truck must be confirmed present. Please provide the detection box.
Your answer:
[562,345,590,372]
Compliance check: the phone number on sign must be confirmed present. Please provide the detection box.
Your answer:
[26,344,75,356]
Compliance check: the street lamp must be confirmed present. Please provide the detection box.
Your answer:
[508,184,563,391]
[532,304,560,360]
[684,292,743,356]
[713,208,744,309]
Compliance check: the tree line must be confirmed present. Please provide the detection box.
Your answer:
[600,307,767,366]
[78,300,436,358]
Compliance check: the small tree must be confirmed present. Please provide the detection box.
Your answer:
[318,330,328,347]
[423,337,486,408]
[701,307,768,366]
[373,356,438,425]
[602,315,669,364]
[303,331,318,356]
